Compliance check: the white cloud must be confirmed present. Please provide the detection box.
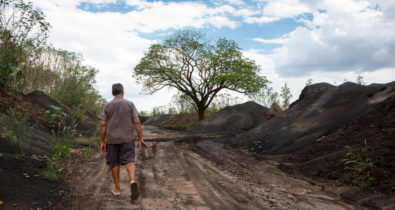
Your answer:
[270,0,395,76]
[252,37,288,44]
[31,0,244,112]
[225,0,245,6]
[30,0,395,112]
[244,15,280,24]
[263,0,310,18]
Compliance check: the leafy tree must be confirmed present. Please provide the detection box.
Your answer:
[305,77,313,86]
[251,86,280,108]
[280,82,292,110]
[0,0,50,86]
[356,74,367,85]
[134,30,268,121]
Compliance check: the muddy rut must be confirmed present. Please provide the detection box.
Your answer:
[65,126,363,209]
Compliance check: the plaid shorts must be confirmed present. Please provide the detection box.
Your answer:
[106,141,135,168]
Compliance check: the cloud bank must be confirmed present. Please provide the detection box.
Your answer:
[30,0,395,111]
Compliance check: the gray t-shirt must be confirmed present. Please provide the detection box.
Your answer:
[99,96,139,144]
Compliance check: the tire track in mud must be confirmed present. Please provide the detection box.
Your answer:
[66,126,364,209]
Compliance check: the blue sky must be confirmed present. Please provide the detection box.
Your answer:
[32,0,395,112]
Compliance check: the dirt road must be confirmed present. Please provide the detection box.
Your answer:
[65,126,362,209]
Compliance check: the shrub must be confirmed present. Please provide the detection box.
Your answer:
[45,105,66,130]
[73,136,99,146]
[0,109,32,155]
[343,140,376,188]
[80,147,93,158]
[45,105,76,160]
[70,105,85,122]
[44,160,63,181]
[51,141,71,160]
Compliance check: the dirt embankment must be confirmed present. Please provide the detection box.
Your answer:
[0,87,100,209]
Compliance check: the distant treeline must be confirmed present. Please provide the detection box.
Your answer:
[0,0,105,114]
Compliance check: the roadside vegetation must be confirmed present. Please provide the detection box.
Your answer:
[343,140,376,188]
[0,109,32,155]
[0,0,103,182]
[0,0,105,114]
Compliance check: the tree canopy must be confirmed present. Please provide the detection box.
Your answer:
[134,30,269,120]
[0,0,105,114]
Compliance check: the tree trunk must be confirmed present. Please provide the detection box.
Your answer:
[197,107,205,121]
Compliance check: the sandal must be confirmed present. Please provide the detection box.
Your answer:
[130,183,139,201]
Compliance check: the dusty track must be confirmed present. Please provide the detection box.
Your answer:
[65,126,363,209]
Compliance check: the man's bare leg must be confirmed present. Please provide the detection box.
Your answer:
[126,162,139,201]
[111,166,121,194]
[125,162,136,183]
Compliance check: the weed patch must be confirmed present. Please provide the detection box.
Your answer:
[0,109,32,155]
[44,159,63,181]
[80,147,93,158]
[343,140,376,188]
[73,136,99,146]
[51,141,71,160]
[70,105,85,122]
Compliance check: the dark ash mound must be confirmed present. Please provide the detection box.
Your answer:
[188,101,269,135]
[229,82,395,155]
[163,113,198,130]
[143,114,174,126]
[26,91,99,137]
[280,94,395,193]
[0,88,100,209]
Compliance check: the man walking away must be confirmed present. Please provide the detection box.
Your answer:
[99,83,149,202]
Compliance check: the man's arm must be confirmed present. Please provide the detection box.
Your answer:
[100,120,107,154]
[133,117,149,149]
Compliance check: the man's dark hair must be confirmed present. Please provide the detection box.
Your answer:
[112,83,124,95]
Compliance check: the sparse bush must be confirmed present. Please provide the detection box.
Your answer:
[305,78,313,86]
[250,86,280,108]
[0,0,50,86]
[46,105,77,142]
[70,105,85,122]
[0,109,32,155]
[45,105,76,160]
[343,140,376,188]
[51,141,71,160]
[45,105,66,130]
[356,74,367,85]
[280,82,292,110]
[80,147,93,158]
[74,136,99,146]
[139,110,149,117]
[44,160,63,181]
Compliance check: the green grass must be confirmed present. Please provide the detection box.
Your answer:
[80,147,94,158]
[51,141,71,160]
[343,140,376,188]
[70,106,85,122]
[73,136,100,146]
[0,109,32,155]
[44,160,63,181]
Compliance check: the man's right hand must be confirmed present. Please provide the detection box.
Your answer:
[138,139,149,150]
[100,142,106,155]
